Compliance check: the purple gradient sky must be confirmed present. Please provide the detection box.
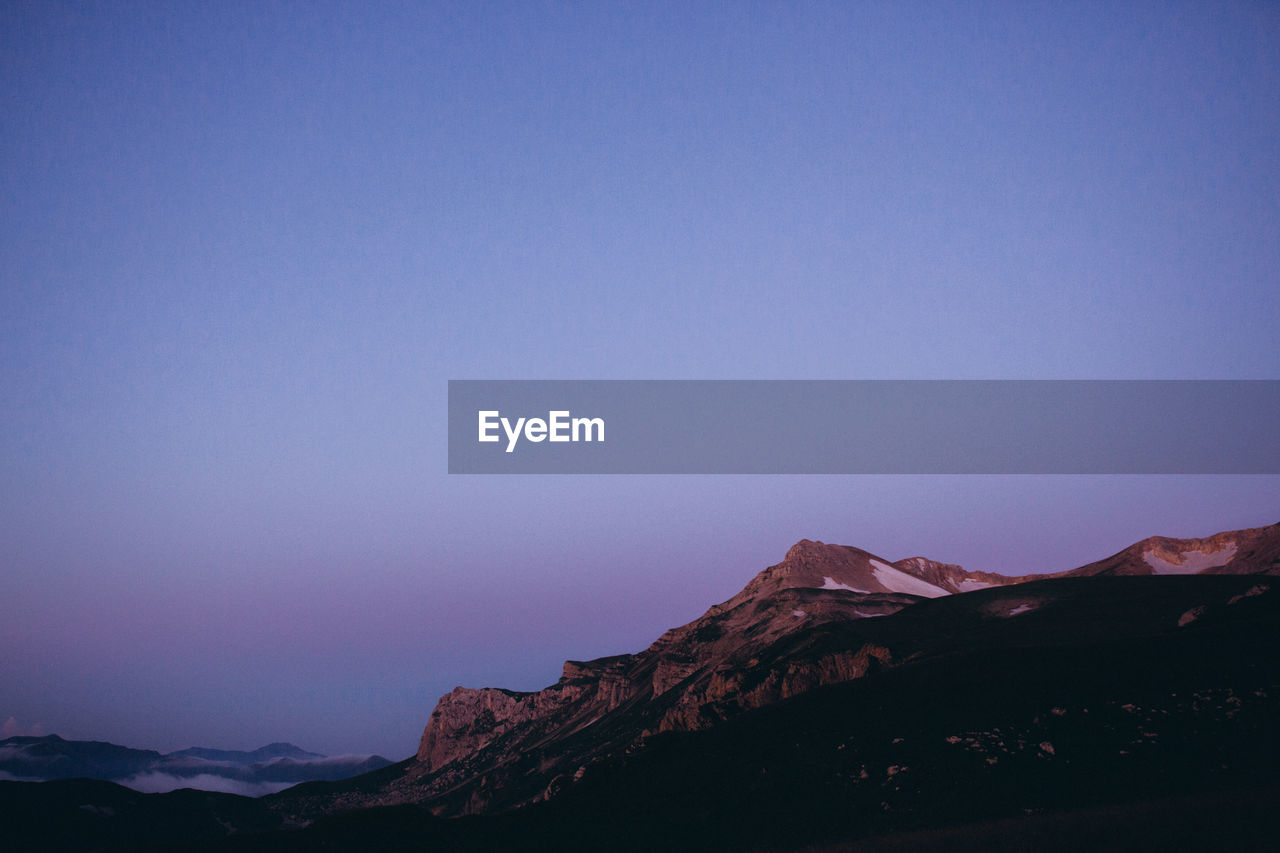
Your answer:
[3,2,1279,759]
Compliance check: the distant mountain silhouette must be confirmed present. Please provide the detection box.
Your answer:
[0,735,390,793]
[171,743,324,764]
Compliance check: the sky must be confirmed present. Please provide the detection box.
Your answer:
[2,1,1278,760]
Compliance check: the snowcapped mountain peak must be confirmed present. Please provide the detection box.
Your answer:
[743,539,1012,602]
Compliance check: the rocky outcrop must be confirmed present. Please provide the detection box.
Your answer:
[895,556,1018,592]
[415,656,641,776]
[417,688,528,774]
[656,643,892,733]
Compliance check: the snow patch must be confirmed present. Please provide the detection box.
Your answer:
[820,576,870,594]
[1143,544,1237,574]
[792,609,806,618]
[853,610,887,618]
[956,579,995,592]
[869,560,950,598]
[1007,604,1035,617]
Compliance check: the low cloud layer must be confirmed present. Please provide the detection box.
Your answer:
[1,733,392,796]
[115,772,295,798]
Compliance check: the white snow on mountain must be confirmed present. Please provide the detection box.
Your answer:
[820,576,870,593]
[1143,544,1237,574]
[869,560,950,598]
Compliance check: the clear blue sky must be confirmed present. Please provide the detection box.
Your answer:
[2,1,1278,758]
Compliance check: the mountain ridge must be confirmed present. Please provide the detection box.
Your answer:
[274,521,1279,819]
[1051,523,1280,578]
[172,743,325,764]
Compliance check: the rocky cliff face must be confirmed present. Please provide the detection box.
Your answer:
[405,538,991,794]
[279,522,1280,819]
[395,581,912,813]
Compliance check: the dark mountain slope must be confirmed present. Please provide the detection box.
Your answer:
[273,523,1279,820]
[167,572,1280,852]
[0,779,281,853]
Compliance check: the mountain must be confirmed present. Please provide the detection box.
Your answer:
[6,521,1279,851]
[0,736,392,795]
[1053,524,1280,577]
[272,522,1280,822]
[258,572,1280,852]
